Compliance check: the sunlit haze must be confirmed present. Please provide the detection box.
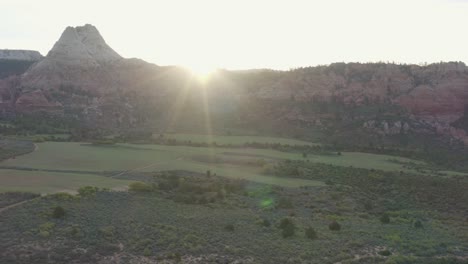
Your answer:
[2,0,468,71]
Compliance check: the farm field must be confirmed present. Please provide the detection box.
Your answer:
[0,139,465,193]
[0,140,450,193]
[0,169,132,194]
[2,142,427,172]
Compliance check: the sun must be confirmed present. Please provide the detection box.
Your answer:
[187,64,217,81]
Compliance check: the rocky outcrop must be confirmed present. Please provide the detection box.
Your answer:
[20,24,124,93]
[0,50,43,61]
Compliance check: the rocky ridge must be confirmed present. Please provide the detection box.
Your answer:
[0,24,467,144]
[0,50,43,61]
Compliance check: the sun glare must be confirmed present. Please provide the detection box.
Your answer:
[187,64,216,80]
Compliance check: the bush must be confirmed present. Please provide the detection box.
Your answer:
[380,213,390,224]
[305,227,317,239]
[282,224,295,238]
[328,220,341,231]
[78,186,99,197]
[33,136,46,143]
[414,220,423,229]
[277,197,294,209]
[129,182,153,192]
[378,249,392,256]
[39,230,50,238]
[261,219,271,227]
[143,247,151,256]
[224,224,235,232]
[52,206,65,219]
[48,192,75,201]
[279,218,296,238]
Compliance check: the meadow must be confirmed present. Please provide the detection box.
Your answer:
[0,140,448,193]
[0,169,131,194]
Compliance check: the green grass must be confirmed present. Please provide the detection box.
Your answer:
[1,141,464,193]
[159,133,320,146]
[0,169,131,194]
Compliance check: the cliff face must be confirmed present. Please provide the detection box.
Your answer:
[0,24,467,145]
[235,63,468,143]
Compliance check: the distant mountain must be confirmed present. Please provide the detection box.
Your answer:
[0,50,43,79]
[0,50,43,61]
[0,24,467,147]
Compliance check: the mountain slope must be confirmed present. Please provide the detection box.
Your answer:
[0,24,467,146]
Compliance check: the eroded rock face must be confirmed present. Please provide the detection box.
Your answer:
[21,24,124,93]
[46,24,121,65]
[1,24,468,144]
[15,90,62,113]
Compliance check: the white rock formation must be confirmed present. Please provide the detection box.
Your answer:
[46,24,122,65]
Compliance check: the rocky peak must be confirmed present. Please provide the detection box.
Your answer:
[46,24,121,65]
[0,50,43,61]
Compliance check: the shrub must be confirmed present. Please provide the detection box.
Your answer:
[52,206,66,219]
[261,219,271,227]
[329,220,341,231]
[279,218,296,238]
[129,182,153,192]
[39,222,55,232]
[33,136,46,143]
[282,224,295,238]
[380,213,390,224]
[305,227,317,239]
[414,220,423,229]
[39,230,50,238]
[279,218,292,229]
[224,224,235,232]
[78,186,99,197]
[49,192,75,201]
[277,197,294,209]
[364,201,373,211]
[99,226,116,241]
[143,247,151,256]
[378,249,392,256]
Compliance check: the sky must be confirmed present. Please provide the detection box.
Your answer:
[1,0,468,71]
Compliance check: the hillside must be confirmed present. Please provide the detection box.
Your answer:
[0,24,467,148]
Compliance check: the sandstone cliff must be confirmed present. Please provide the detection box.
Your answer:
[0,24,467,145]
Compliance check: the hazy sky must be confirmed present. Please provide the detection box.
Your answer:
[1,0,468,71]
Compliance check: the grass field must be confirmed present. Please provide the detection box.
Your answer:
[2,142,424,171]
[0,140,464,193]
[0,169,131,194]
[159,133,320,146]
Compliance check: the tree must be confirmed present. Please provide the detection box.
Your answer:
[328,220,341,231]
[380,213,390,224]
[52,206,66,219]
[414,220,423,229]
